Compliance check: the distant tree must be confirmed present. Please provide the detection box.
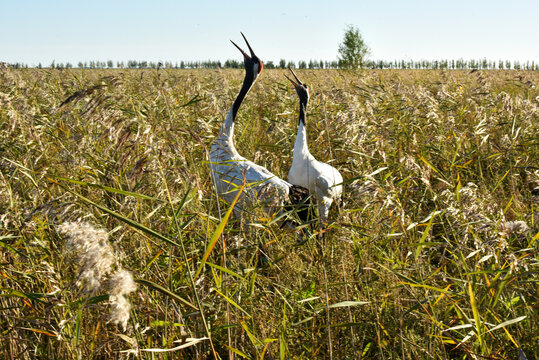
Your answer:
[287,61,296,69]
[298,60,307,69]
[265,60,275,69]
[338,25,370,69]
[279,59,286,69]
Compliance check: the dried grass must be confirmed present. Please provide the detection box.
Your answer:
[0,67,537,359]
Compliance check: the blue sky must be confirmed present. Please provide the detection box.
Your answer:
[2,0,538,66]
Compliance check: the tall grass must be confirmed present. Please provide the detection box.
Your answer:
[0,67,537,359]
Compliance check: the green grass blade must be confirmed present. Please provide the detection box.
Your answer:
[415,210,437,259]
[135,278,198,310]
[419,155,445,179]
[213,287,251,317]
[75,302,82,347]
[493,169,511,192]
[56,183,181,247]
[206,262,245,280]
[194,176,245,279]
[0,289,46,302]
[468,281,486,353]
[53,175,164,202]
[224,344,252,359]
[0,237,25,257]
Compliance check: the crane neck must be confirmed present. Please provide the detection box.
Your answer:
[221,70,255,141]
[232,71,255,120]
[298,101,307,126]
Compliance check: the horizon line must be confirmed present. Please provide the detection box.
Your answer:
[3,57,538,69]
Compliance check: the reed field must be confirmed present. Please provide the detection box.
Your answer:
[0,67,538,359]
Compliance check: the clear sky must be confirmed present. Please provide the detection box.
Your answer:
[1,0,538,66]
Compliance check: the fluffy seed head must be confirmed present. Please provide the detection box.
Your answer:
[57,221,115,292]
[57,221,137,331]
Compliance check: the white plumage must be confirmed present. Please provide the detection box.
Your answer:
[285,68,343,223]
[210,34,307,219]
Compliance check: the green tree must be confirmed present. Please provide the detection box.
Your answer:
[338,25,370,69]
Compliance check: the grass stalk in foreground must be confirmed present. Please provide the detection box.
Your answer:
[0,68,536,359]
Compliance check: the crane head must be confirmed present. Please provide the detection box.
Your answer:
[285,67,309,106]
[231,33,263,79]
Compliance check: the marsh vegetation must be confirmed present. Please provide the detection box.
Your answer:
[0,67,537,359]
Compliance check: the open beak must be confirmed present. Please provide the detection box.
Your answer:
[230,32,257,60]
[284,66,303,88]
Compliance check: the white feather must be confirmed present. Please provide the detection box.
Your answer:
[210,103,292,218]
[288,108,343,222]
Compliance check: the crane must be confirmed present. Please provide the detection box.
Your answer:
[209,34,309,226]
[285,67,343,224]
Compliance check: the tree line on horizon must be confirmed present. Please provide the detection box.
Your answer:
[2,58,538,70]
[3,26,537,71]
